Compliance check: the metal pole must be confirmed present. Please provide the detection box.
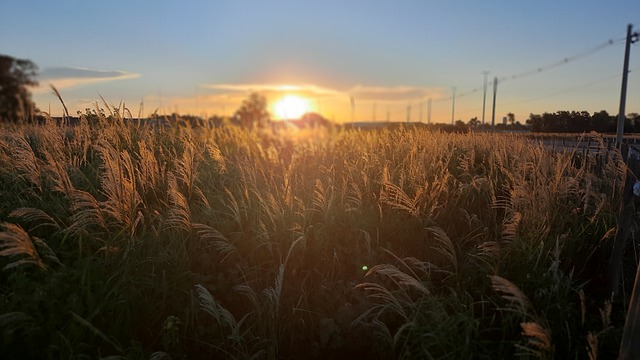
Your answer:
[491,77,498,129]
[372,102,377,121]
[616,24,635,148]
[451,87,456,125]
[482,71,489,128]
[350,96,355,122]
[427,98,432,125]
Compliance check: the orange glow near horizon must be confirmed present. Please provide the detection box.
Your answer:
[272,94,312,120]
[33,82,489,124]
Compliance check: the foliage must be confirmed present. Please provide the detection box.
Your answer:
[525,110,640,133]
[0,115,633,359]
[0,54,38,122]
[233,92,270,128]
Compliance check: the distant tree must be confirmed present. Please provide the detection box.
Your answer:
[467,116,480,128]
[527,113,543,132]
[630,113,640,133]
[554,111,588,132]
[0,54,38,122]
[506,112,515,126]
[454,119,468,132]
[591,110,614,133]
[526,110,619,133]
[233,92,270,128]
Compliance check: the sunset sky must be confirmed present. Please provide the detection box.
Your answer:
[1,0,639,123]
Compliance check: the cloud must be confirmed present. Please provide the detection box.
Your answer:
[144,82,449,120]
[200,83,343,98]
[200,82,446,103]
[35,66,140,92]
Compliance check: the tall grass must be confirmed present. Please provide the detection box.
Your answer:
[0,115,632,359]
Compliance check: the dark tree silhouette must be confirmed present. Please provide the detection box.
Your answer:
[630,113,640,132]
[0,54,38,122]
[454,119,469,132]
[233,92,269,128]
[527,113,543,132]
[591,110,615,133]
[526,110,620,133]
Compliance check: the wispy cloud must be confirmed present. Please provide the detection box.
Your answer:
[35,66,140,92]
[200,82,446,103]
[200,83,343,98]
[139,82,449,120]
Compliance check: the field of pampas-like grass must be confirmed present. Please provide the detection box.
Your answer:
[0,114,635,359]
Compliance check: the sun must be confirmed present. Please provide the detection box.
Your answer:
[273,94,311,120]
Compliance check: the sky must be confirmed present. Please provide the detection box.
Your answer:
[1,0,640,124]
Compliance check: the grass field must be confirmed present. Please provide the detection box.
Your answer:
[0,113,636,359]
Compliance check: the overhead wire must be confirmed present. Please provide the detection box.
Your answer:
[353,32,629,122]
[436,36,626,102]
[499,71,624,106]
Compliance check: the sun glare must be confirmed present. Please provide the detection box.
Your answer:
[273,94,310,120]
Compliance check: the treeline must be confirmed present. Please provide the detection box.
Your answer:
[526,110,640,133]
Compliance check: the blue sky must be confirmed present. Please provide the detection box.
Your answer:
[1,0,639,123]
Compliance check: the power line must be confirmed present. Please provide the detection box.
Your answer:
[499,71,624,107]
[371,34,628,122]
[446,71,624,117]
[435,36,625,103]
[498,38,624,83]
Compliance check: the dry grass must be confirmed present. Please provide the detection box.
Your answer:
[0,117,629,359]
[0,223,54,271]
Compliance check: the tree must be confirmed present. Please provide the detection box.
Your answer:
[630,113,640,133]
[467,116,480,128]
[0,54,38,122]
[507,112,515,126]
[454,119,469,132]
[233,92,270,128]
[526,113,543,132]
[590,110,614,133]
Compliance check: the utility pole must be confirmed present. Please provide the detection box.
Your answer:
[451,87,456,125]
[427,98,432,125]
[418,100,423,123]
[482,71,490,128]
[195,86,200,115]
[616,24,639,148]
[350,96,355,122]
[372,102,377,121]
[406,104,411,123]
[615,23,640,360]
[491,77,498,129]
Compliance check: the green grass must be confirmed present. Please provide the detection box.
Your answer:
[0,114,634,359]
